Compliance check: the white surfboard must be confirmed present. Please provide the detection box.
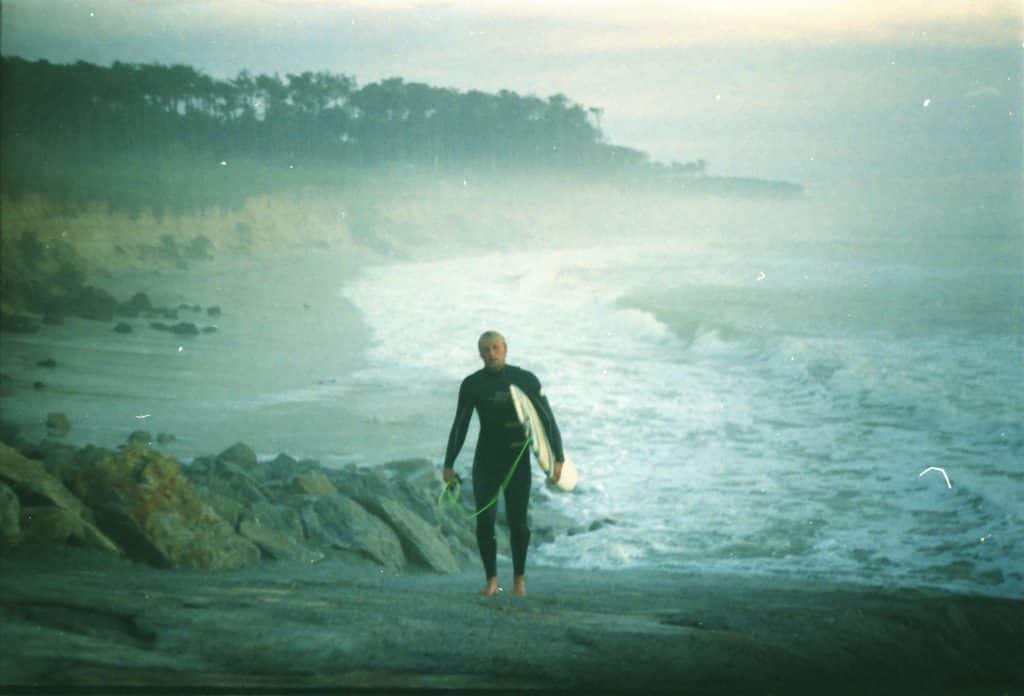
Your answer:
[508,384,578,492]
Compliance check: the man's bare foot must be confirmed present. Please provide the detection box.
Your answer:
[512,575,526,596]
[479,577,500,596]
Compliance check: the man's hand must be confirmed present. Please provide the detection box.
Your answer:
[551,460,564,484]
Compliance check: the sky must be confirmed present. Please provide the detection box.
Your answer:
[2,0,1021,183]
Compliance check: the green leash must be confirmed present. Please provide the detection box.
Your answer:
[437,437,532,520]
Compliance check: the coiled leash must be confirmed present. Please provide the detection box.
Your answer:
[437,436,532,520]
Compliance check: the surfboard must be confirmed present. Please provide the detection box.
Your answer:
[508,384,578,491]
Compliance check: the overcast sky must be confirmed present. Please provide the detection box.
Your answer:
[2,0,1021,183]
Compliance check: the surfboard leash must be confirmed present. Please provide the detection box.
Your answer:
[437,436,531,520]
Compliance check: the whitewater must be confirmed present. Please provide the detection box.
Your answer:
[341,195,1023,599]
[2,180,1019,601]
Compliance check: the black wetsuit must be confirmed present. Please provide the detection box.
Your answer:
[443,364,564,579]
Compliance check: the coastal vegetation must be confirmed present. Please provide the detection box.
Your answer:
[1,56,797,216]
[2,56,652,213]
[0,56,800,323]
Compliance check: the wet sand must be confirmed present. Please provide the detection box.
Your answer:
[0,247,379,465]
[1,546,1021,694]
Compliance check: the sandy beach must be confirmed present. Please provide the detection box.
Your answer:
[2,544,1021,694]
[1,245,381,465]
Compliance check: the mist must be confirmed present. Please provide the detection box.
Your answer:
[2,4,1024,690]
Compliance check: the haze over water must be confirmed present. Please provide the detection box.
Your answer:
[2,0,1020,599]
[343,175,1023,598]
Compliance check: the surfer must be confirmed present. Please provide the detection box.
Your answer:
[443,331,564,597]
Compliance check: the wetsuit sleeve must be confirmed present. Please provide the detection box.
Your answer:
[523,372,565,463]
[443,378,474,470]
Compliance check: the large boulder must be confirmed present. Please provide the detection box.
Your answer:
[0,443,87,516]
[72,444,260,570]
[70,285,119,322]
[358,496,460,573]
[19,505,121,554]
[0,481,20,548]
[332,463,476,569]
[301,494,406,570]
[237,501,323,564]
[215,442,264,476]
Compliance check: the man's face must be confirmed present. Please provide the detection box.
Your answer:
[478,337,507,371]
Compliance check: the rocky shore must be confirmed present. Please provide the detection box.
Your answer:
[1,435,1022,693]
[0,434,580,574]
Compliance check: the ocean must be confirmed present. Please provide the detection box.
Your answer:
[340,178,1023,598]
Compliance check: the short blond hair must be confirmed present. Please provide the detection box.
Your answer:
[477,330,506,347]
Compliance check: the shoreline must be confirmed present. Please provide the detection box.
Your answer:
[2,545,1021,693]
[0,244,381,465]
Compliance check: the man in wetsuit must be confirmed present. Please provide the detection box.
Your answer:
[443,331,564,597]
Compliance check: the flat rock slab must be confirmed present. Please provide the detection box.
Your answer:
[1,547,1021,693]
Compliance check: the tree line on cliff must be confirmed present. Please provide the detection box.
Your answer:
[2,57,802,216]
[1,56,658,172]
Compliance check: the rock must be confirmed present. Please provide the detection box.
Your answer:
[117,291,153,317]
[19,505,121,554]
[237,501,323,564]
[71,285,118,322]
[126,430,153,445]
[201,326,218,334]
[169,322,199,336]
[192,485,246,528]
[37,358,57,368]
[26,440,77,487]
[0,313,40,333]
[302,494,405,570]
[47,445,113,490]
[72,444,261,570]
[357,496,459,573]
[0,481,20,547]
[185,458,270,509]
[266,453,299,479]
[73,445,114,470]
[156,433,176,444]
[45,413,71,436]
[0,443,87,517]
[265,454,321,481]
[155,307,179,320]
[380,458,436,482]
[206,305,222,317]
[19,505,76,545]
[215,442,267,478]
[355,463,476,566]
[288,472,338,497]
[33,382,45,390]
[329,466,393,504]
[114,322,133,334]
[0,421,19,447]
